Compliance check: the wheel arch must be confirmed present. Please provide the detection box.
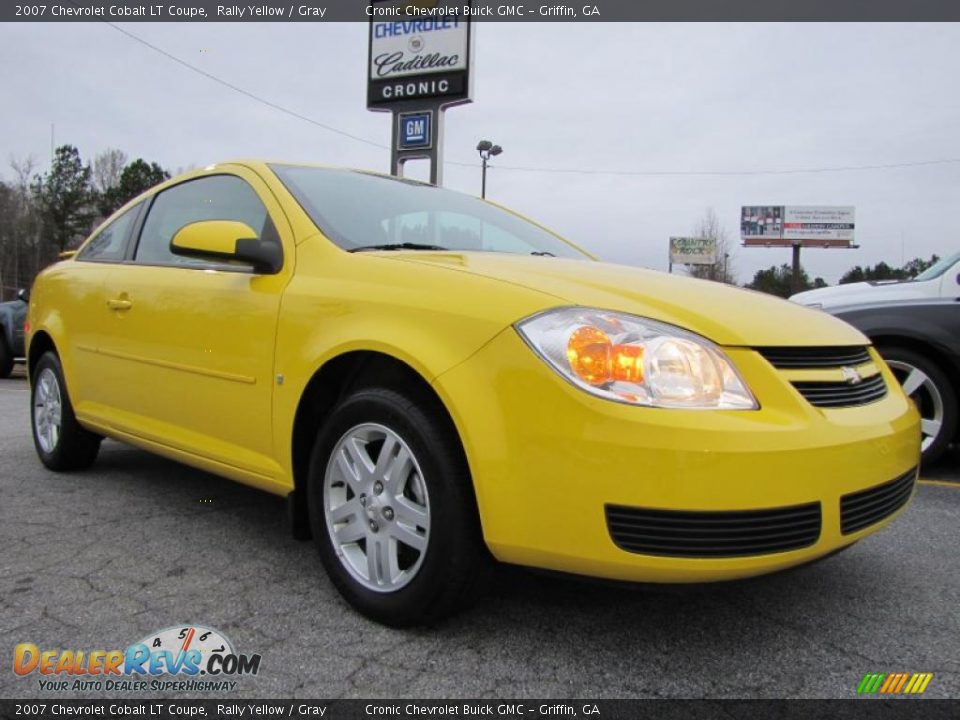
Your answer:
[27,330,59,381]
[287,349,476,540]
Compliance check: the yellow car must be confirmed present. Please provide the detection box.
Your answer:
[26,161,920,625]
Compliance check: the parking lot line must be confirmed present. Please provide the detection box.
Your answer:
[919,479,959,489]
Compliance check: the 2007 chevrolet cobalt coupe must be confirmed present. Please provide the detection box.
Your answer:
[26,162,920,625]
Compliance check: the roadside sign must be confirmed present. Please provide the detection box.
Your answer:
[670,237,718,265]
[783,206,856,246]
[741,205,855,247]
[367,2,473,110]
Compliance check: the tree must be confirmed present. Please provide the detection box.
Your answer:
[0,156,40,300]
[839,261,905,284]
[838,256,938,285]
[31,145,96,253]
[902,255,939,278]
[97,158,169,216]
[91,148,127,196]
[746,263,814,298]
[686,207,736,284]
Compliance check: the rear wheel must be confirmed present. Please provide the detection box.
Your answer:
[0,334,13,378]
[31,351,101,471]
[307,386,485,626]
[879,346,957,466]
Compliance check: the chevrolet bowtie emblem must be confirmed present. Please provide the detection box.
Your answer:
[841,366,863,385]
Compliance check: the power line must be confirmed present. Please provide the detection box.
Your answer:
[95,20,960,179]
[483,157,960,177]
[101,19,389,151]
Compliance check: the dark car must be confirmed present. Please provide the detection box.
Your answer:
[828,299,959,465]
[0,290,28,378]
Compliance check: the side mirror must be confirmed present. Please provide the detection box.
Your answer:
[170,220,282,274]
[17,289,28,303]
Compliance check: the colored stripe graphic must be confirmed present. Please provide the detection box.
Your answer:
[858,672,932,694]
[857,673,885,693]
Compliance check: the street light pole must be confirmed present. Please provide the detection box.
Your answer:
[476,140,502,199]
[481,153,488,199]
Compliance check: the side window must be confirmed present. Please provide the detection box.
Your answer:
[77,203,141,262]
[135,175,271,266]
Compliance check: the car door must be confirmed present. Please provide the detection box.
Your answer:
[938,256,960,298]
[97,169,294,486]
[57,202,144,421]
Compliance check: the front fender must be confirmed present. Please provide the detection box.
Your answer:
[271,242,558,475]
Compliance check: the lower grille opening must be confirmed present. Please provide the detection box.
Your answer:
[606,502,822,558]
[841,468,917,535]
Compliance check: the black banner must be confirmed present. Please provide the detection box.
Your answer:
[368,71,468,108]
[2,700,960,720]
[4,0,960,22]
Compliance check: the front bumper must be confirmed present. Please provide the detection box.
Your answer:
[432,328,921,583]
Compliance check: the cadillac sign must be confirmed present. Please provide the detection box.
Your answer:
[368,1,473,109]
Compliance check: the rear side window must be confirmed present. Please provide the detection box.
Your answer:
[134,175,271,266]
[77,203,141,262]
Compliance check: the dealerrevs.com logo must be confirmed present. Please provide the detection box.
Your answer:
[13,625,261,693]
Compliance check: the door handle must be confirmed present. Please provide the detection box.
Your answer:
[106,298,132,311]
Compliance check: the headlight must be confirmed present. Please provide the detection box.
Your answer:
[515,307,758,410]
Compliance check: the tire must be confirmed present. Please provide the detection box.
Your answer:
[878,345,957,466]
[0,333,13,379]
[307,386,486,626]
[30,351,101,471]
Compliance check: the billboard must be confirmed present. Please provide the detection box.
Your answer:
[741,205,855,247]
[670,237,718,265]
[740,206,783,242]
[783,206,856,246]
[368,2,473,109]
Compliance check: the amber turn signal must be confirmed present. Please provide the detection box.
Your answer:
[567,326,645,386]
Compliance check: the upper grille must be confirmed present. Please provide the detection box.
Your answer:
[841,468,917,535]
[756,345,887,408]
[757,346,872,369]
[606,502,821,558]
[792,374,887,408]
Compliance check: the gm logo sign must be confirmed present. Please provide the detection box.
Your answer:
[398,111,432,150]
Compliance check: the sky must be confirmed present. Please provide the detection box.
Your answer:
[1,21,959,284]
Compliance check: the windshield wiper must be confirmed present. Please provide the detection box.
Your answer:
[349,242,448,253]
[531,251,555,257]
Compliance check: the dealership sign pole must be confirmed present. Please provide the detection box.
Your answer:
[368,0,474,186]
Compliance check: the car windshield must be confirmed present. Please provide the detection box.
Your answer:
[269,165,590,259]
[913,251,960,281]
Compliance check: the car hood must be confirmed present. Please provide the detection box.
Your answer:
[388,252,866,347]
[791,280,928,309]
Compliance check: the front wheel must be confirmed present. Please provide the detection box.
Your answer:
[307,387,486,626]
[31,351,101,471]
[879,345,957,466]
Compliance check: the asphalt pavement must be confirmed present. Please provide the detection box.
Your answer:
[1,370,958,700]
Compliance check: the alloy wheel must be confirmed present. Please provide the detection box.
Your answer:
[887,359,944,454]
[323,423,430,593]
[33,367,63,454]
